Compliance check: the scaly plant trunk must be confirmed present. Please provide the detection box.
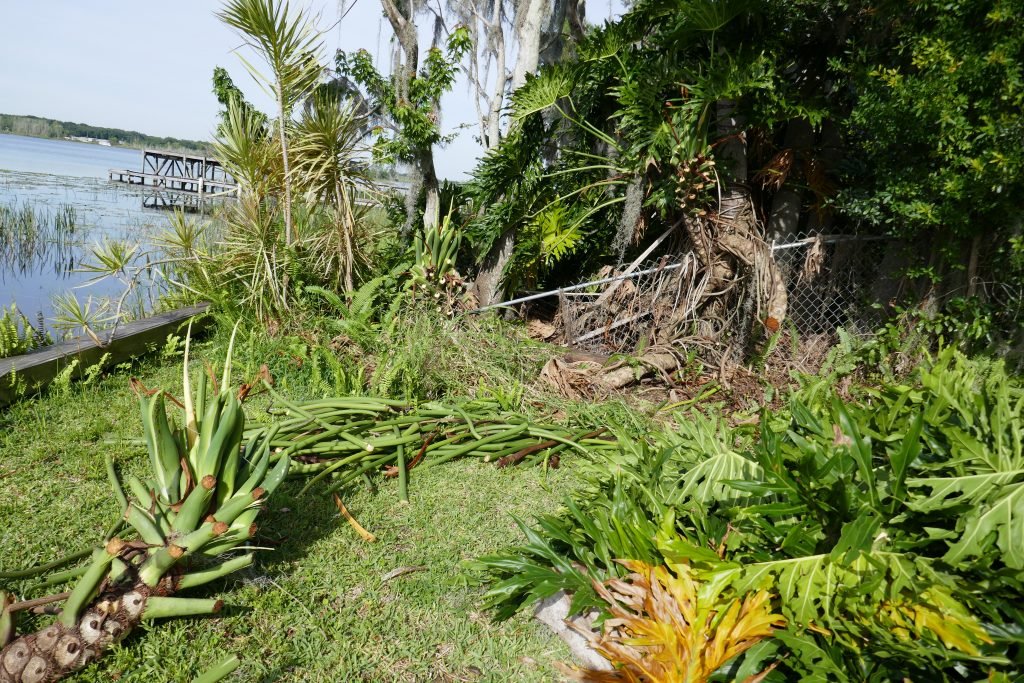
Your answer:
[0,328,288,683]
[0,558,216,683]
[335,185,355,292]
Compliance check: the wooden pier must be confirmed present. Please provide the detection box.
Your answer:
[109,149,237,199]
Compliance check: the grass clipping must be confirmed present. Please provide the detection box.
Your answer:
[560,560,784,683]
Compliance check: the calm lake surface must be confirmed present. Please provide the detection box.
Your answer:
[0,133,186,327]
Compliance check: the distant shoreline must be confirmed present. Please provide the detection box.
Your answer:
[0,113,212,155]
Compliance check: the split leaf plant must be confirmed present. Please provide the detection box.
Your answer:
[477,349,1024,679]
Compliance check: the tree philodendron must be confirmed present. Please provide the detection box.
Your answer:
[0,327,290,683]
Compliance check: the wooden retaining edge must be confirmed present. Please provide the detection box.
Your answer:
[0,303,211,408]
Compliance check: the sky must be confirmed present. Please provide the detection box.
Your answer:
[0,1,623,180]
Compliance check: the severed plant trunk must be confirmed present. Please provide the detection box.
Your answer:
[0,561,206,683]
[1,329,287,682]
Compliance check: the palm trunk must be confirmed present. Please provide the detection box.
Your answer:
[276,83,294,246]
[336,186,355,292]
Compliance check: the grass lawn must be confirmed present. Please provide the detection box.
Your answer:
[0,350,586,682]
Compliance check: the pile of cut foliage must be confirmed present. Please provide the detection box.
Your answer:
[0,331,612,681]
[476,348,1024,680]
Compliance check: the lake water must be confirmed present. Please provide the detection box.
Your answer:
[0,133,183,328]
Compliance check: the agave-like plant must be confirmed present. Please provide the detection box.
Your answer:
[0,327,289,682]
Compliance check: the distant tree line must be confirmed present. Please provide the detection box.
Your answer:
[0,113,212,153]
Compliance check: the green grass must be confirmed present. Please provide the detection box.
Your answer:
[0,348,589,682]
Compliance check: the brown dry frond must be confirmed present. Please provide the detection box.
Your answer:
[803,156,837,218]
[753,149,794,191]
[561,561,784,683]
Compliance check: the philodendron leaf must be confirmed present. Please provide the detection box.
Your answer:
[888,411,923,503]
[906,470,1024,512]
[828,512,882,565]
[944,481,1024,569]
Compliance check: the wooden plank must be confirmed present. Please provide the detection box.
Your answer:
[0,304,210,408]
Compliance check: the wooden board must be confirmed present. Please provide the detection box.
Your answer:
[0,304,210,408]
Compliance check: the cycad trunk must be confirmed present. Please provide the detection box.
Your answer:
[0,577,173,683]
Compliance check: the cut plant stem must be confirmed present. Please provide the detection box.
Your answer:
[0,547,93,580]
[395,426,408,503]
[193,654,241,683]
[176,555,254,590]
[142,596,223,620]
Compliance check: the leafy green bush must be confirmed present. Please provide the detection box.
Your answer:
[0,304,51,359]
[476,348,1024,678]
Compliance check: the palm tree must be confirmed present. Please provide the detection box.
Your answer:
[218,0,324,246]
[290,90,374,291]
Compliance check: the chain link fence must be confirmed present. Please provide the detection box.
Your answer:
[771,232,894,336]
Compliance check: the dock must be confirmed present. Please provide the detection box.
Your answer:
[109,149,237,199]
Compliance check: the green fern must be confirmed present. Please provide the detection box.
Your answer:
[0,305,50,359]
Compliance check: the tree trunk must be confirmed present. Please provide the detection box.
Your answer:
[766,118,813,241]
[485,2,506,150]
[472,228,515,307]
[714,99,787,356]
[276,83,294,246]
[966,233,981,298]
[512,0,547,90]
[716,100,748,223]
[380,0,441,232]
[421,149,440,231]
[472,0,552,305]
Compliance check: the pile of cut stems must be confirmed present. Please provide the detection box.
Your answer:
[248,388,616,501]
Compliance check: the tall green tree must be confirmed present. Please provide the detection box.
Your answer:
[218,0,324,246]
[335,27,470,232]
[836,0,1024,301]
